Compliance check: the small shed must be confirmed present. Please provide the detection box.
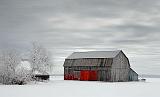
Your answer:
[32,70,50,81]
[63,50,138,82]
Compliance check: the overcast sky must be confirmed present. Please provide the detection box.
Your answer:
[1,0,160,74]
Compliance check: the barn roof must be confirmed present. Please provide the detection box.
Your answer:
[66,50,121,59]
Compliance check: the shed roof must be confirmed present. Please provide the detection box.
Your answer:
[130,68,138,75]
[66,50,121,59]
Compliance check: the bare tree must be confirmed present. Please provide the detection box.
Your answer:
[0,49,21,84]
[29,42,53,75]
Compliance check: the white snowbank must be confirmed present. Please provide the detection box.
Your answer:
[0,76,160,97]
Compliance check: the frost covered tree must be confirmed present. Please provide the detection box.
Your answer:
[29,42,52,75]
[15,67,33,84]
[0,49,21,84]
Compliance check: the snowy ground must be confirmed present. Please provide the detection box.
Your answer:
[0,76,160,97]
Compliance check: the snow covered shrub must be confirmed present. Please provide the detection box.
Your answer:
[0,49,33,85]
[0,49,21,84]
[15,67,33,85]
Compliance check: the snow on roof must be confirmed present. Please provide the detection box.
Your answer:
[66,50,121,59]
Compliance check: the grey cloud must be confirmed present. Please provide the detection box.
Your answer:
[111,24,159,33]
[0,0,160,74]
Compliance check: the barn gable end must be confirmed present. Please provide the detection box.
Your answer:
[111,51,130,82]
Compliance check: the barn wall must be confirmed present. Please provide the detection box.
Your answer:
[64,67,74,80]
[64,58,113,81]
[129,68,138,81]
[63,58,113,67]
[111,51,130,82]
[97,67,111,81]
[64,66,112,81]
[64,66,98,80]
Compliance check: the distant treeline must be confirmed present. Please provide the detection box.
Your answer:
[139,74,160,78]
[50,74,63,76]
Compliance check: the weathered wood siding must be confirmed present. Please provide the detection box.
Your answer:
[64,66,112,81]
[111,51,130,82]
[64,66,98,80]
[64,58,113,67]
[129,68,138,81]
[97,67,111,81]
[64,58,113,81]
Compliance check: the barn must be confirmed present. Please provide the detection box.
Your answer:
[63,50,138,82]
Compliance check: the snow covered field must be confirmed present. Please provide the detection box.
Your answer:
[0,76,160,97]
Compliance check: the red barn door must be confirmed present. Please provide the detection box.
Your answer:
[80,70,90,81]
[80,70,97,81]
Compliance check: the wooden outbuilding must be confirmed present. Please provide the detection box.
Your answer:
[63,50,138,82]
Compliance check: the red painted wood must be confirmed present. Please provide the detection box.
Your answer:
[64,74,67,80]
[89,70,97,81]
[80,70,97,81]
[73,75,78,80]
[80,70,90,81]
[65,70,97,81]
[64,74,74,80]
